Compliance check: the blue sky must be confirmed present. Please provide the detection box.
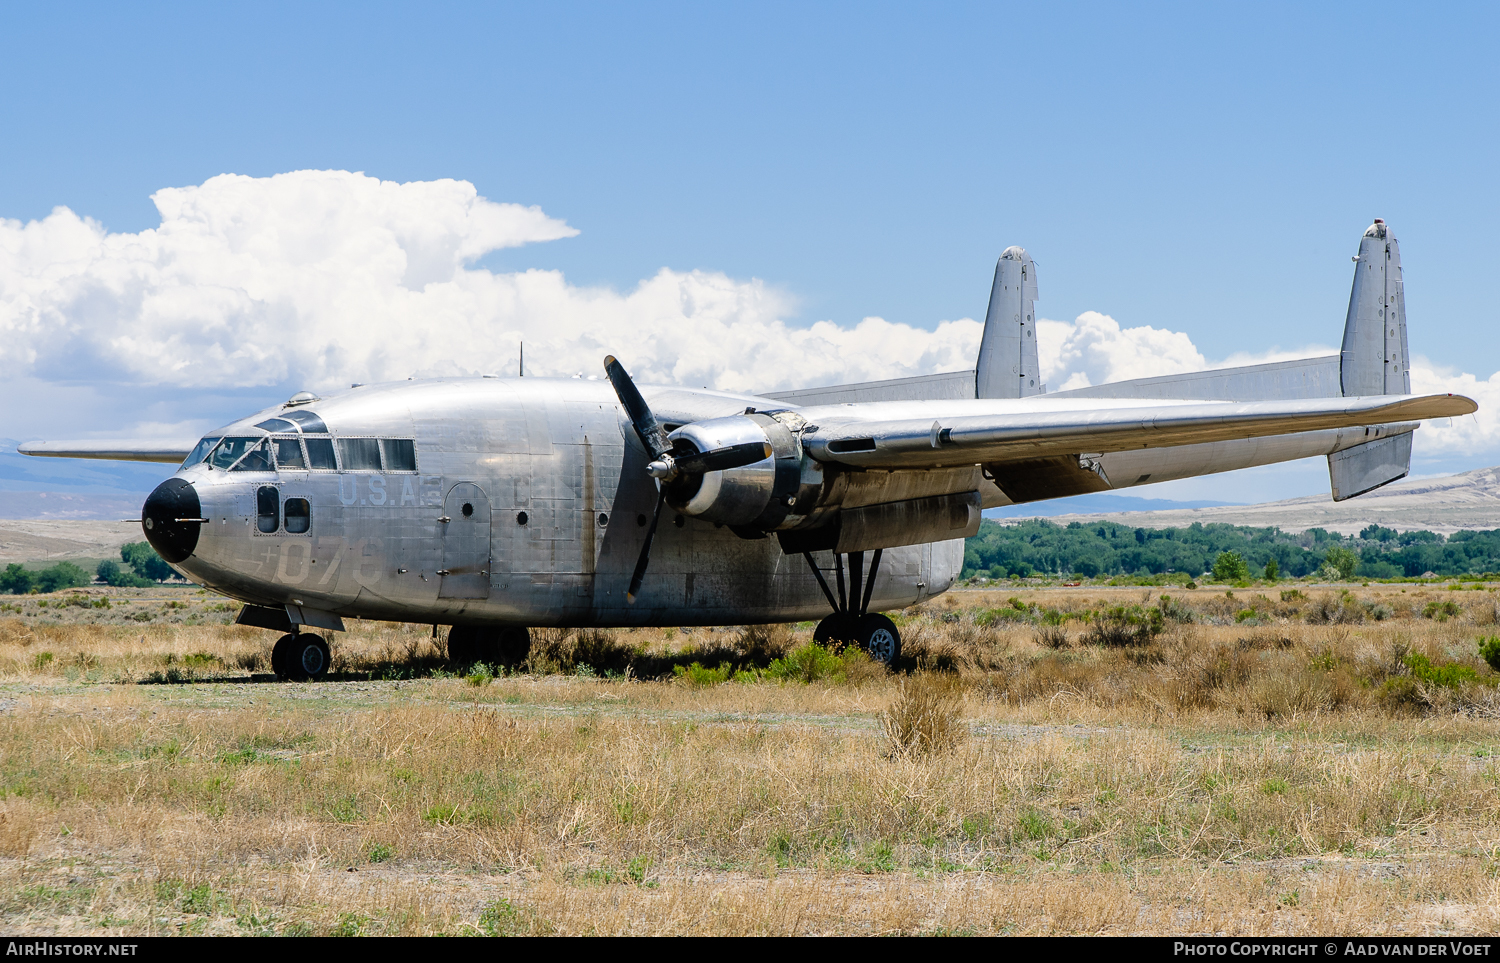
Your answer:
[1,1,1496,504]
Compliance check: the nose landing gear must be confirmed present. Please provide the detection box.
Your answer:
[271,632,332,681]
[803,549,901,666]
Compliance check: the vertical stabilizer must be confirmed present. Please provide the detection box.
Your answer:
[1340,219,1410,397]
[975,246,1041,398]
[1329,219,1413,500]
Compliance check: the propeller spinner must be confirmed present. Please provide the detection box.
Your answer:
[603,356,771,601]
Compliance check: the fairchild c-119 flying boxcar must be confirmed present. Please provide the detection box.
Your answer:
[22,219,1474,680]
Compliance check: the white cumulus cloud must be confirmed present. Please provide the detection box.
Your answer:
[0,170,980,394]
[0,169,1495,460]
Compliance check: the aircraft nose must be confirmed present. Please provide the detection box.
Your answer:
[142,478,204,563]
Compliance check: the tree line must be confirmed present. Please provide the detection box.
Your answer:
[1,542,176,595]
[963,519,1500,581]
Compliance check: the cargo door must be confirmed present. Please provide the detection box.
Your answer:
[439,482,491,599]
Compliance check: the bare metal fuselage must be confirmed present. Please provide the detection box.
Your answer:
[174,377,961,627]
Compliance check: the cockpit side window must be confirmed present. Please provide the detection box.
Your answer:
[337,438,382,471]
[304,437,337,470]
[183,436,221,468]
[208,437,260,470]
[229,440,274,472]
[282,410,328,433]
[271,437,306,470]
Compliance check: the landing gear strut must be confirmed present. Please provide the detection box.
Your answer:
[804,549,901,666]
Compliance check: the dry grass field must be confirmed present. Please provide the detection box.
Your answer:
[2,581,1500,935]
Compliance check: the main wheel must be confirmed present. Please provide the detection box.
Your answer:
[448,626,531,668]
[497,627,531,667]
[284,634,331,682]
[271,632,299,679]
[813,613,857,648]
[854,613,901,666]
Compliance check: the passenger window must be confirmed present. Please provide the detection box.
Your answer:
[283,410,328,433]
[304,437,337,470]
[183,436,221,468]
[381,439,417,472]
[337,438,381,471]
[230,440,274,472]
[255,418,296,432]
[256,486,280,533]
[284,498,311,534]
[272,437,306,469]
[209,437,259,470]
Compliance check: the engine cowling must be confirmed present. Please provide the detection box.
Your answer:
[664,412,802,532]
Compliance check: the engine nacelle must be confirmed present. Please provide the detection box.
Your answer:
[665,412,802,531]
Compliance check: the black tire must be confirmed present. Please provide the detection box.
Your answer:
[284,634,331,681]
[497,627,531,667]
[854,613,901,666]
[270,632,299,680]
[447,626,475,666]
[813,613,857,648]
[450,625,530,669]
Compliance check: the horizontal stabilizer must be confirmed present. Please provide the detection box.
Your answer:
[18,440,194,463]
[763,370,976,406]
[1046,355,1342,403]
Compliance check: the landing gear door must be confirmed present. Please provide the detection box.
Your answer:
[439,482,492,599]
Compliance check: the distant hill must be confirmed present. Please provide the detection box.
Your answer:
[1000,465,1500,535]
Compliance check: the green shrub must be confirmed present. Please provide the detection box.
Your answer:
[766,644,850,683]
[1084,605,1165,647]
[1404,652,1480,688]
[1422,600,1462,622]
[1479,637,1500,673]
[672,661,733,686]
[1263,558,1280,581]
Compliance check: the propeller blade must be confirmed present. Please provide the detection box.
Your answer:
[627,487,667,603]
[673,441,772,475]
[603,355,671,459]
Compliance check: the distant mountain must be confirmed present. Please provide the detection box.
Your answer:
[999,466,1500,535]
[985,493,1238,518]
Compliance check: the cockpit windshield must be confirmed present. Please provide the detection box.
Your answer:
[208,437,264,471]
[282,410,328,433]
[183,436,221,468]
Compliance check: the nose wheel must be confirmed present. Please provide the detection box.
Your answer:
[804,549,901,666]
[271,632,331,681]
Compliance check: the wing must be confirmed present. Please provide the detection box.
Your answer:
[798,393,1476,469]
[17,440,195,464]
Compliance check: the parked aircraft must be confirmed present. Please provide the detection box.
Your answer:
[22,220,1474,679]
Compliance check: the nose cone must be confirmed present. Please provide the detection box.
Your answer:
[142,478,203,564]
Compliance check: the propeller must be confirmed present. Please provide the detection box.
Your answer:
[603,356,772,602]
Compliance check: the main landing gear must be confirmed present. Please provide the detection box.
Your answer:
[271,632,332,681]
[803,549,901,666]
[447,625,533,669]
